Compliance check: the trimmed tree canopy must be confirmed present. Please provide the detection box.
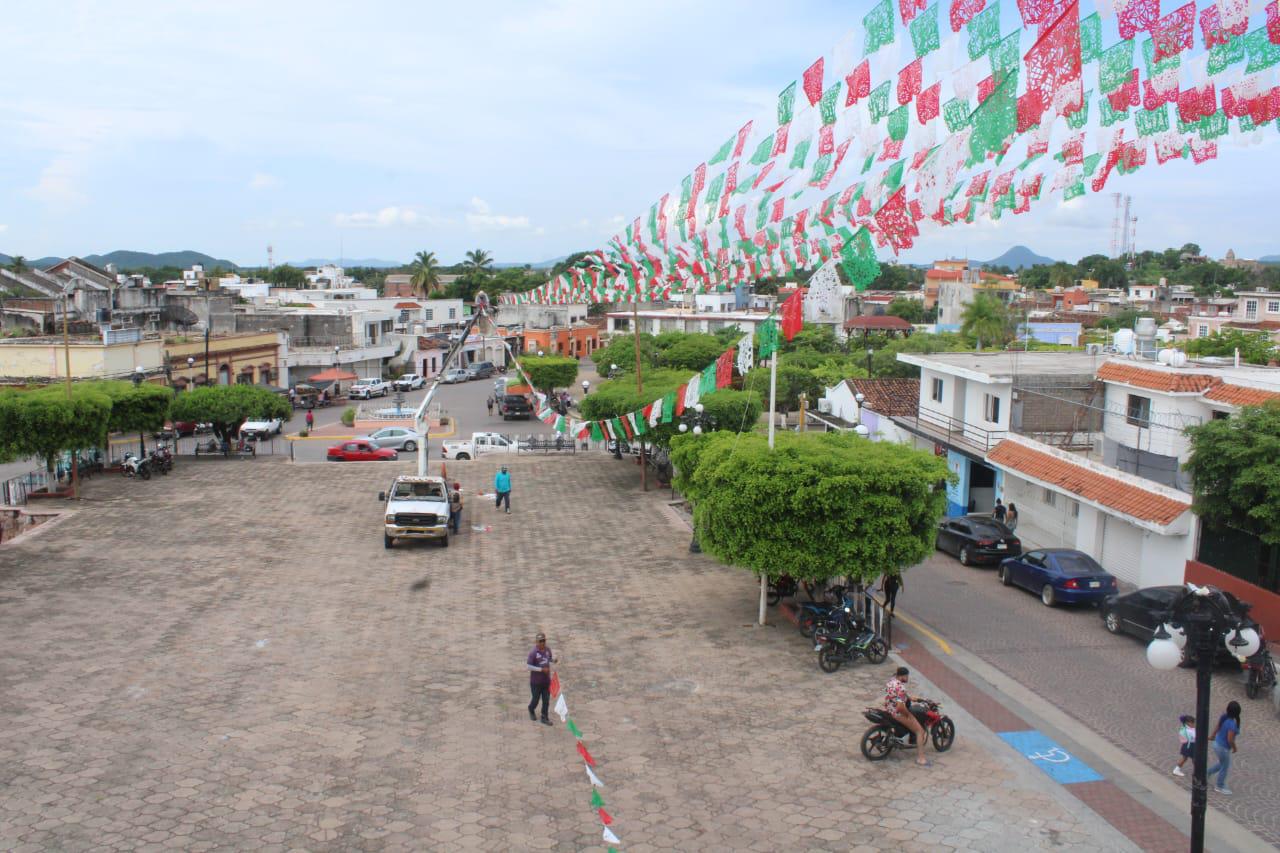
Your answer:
[656,334,728,372]
[671,431,949,583]
[580,369,761,448]
[169,385,291,439]
[1185,402,1280,545]
[517,354,579,392]
[0,384,113,465]
[591,333,658,375]
[96,381,173,435]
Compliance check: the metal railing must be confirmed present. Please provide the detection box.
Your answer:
[849,584,893,648]
[902,407,1008,452]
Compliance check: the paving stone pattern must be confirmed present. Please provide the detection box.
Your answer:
[1,456,1138,851]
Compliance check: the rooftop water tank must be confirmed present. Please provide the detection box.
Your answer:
[1113,328,1135,354]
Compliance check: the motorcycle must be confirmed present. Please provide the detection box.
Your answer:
[796,586,855,638]
[860,699,955,760]
[814,609,889,672]
[121,452,151,480]
[1244,646,1276,700]
[149,443,173,475]
[766,575,798,606]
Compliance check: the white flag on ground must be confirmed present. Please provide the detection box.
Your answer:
[554,693,568,722]
[586,764,604,787]
[603,827,620,844]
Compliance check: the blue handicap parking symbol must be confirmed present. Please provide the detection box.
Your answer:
[998,730,1103,785]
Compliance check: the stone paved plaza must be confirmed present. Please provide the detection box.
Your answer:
[1,454,1138,851]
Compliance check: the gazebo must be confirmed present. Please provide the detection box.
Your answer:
[303,368,359,396]
[844,314,914,341]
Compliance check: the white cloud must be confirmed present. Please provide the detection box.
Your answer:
[466,197,531,231]
[249,172,280,190]
[25,156,87,208]
[333,206,425,228]
[0,224,8,233]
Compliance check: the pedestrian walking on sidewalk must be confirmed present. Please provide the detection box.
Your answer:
[1204,701,1242,794]
[1006,502,1019,531]
[487,395,494,416]
[880,572,902,615]
[305,409,314,431]
[526,632,556,725]
[494,466,512,513]
[1172,714,1195,776]
[993,499,1007,523]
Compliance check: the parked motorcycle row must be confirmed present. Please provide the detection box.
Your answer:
[121,443,174,481]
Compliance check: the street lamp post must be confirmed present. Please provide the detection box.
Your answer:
[132,366,147,456]
[678,403,716,552]
[186,356,195,388]
[1146,584,1261,853]
[202,323,210,384]
[866,347,875,375]
[853,391,870,438]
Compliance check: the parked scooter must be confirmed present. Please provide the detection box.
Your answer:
[814,607,889,672]
[860,699,955,760]
[121,452,151,480]
[148,443,173,475]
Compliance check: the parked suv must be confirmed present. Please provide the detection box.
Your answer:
[349,379,391,399]
[498,394,532,420]
[392,373,425,391]
[466,361,497,380]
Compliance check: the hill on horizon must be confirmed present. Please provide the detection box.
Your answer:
[83,250,241,271]
[983,245,1057,269]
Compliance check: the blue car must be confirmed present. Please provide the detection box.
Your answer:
[997,548,1118,607]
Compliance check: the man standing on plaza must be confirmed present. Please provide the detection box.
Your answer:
[494,465,511,513]
[526,632,555,725]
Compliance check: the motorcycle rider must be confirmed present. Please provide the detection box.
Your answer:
[885,666,931,767]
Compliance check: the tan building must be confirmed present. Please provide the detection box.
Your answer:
[1220,249,1263,274]
[0,333,166,382]
[165,331,286,388]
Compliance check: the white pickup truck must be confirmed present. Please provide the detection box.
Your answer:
[392,373,425,390]
[379,475,452,549]
[240,417,284,439]
[440,431,527,460]
[349,379,391,399]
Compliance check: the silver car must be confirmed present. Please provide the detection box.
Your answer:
[442,369,470,384]
[357,427,421,452]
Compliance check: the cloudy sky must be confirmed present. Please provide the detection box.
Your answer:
[2,0,1277,267]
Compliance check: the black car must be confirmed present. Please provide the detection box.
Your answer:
[1101,585,1260,663]
[935,515,1021,566]
[498,394,532,420]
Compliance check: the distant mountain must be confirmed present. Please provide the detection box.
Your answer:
[1259,254,1280,263]
[81,250,241,271]
[286,257,406,269]
[982,245,1057,270]
[0,254,63,269]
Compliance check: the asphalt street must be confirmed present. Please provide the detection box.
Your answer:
[899,549,1280,848]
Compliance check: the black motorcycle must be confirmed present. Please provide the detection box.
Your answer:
[814,611,889,673]
[860,699,955,760]
[1244,646,1276,700]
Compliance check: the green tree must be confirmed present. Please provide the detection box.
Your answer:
[656,334,727,372]
[266,264,306,287]
[670,431,949,584]
[870,263,914,290]
[581,369,760,450]
[782,324,840,354]
[409,251,441,297]
[463,249,494,278]
[169,385,291,442]
[1180,243,1202,257]
[517,354,579,392]
[97,381,173,454]
[1185,403,1280,545]
[885,298,924,324]
[871,333,971,378]
[0,384,113,469]
[960,294,1012,350]
[591,333,658,375]
[1182,329,1277,365]
[9,255,28,274]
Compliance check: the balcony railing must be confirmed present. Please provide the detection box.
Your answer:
[895,407,1008,454]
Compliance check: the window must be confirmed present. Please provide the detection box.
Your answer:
[983,393,1001,423]
[1126,394,1151,426]
[1197,325,1209,338]
[449,308,457,319]
[425,309,434,321]
[1245,299,1258,320]
[1212,410,1230,420]
[930,377,944,402]
[1268,300,1280,314]
[1042,487,1056,506]
[1069,500,1080,518]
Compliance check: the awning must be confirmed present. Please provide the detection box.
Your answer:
[306,368,359,383]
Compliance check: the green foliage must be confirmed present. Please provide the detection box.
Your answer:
[697,389,764,435]
[960,294,1012,349]
[1182,329,1277,365]
[169,385,291,440]
[871,333,971,378]
[671,431,950,583]
[266,264,306,287]
[518,354,579,391]
[409,250,440,297]
[0,385,113,466]
[592,333,658,375]
[96,381,173,435]
[868,263,922,290]
[580,369,759,448]
[1094,308,1154,331]
[1185,403,1280,545]
[341,406,357,427]
[885,297,924,323]
[783,324,840,354]
[656,334,727,371]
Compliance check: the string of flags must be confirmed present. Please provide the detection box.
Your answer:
[549,672,622,849]
[528,290,803,440]
[501,0,1279,306]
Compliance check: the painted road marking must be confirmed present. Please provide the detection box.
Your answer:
[998,730,1102,785]
[894,610,953,655]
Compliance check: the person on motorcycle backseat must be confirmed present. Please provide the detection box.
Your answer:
[885,666,931,767]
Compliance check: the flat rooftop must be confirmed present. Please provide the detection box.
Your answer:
[896,351,1106,380]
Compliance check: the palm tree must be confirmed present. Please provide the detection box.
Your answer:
[409,250,440,297]
[9,255,27,274]
[960,293,1012,351]
[462,249,493,278]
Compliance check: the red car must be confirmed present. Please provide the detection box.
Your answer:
[327,440,398,462]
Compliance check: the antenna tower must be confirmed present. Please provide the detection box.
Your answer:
[1111,193,1134,259]
[267,244,275,271]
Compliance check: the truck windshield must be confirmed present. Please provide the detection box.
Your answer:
[392,483,444,499]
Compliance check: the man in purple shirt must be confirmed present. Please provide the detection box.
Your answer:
[526,632,556,725]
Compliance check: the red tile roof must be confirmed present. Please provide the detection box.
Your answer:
[393,301,421,309]
[1226,320,1280,331]
[987,441,1189,526]
[1096,362,1221,393]
[925,269,964,281]
[1203,383,1280,407]
[844,315,914,331]
[846,378,920,417]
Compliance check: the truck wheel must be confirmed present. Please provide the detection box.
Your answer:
[440,534,449,548]
[456,453,470,461]
[384,534,394,549]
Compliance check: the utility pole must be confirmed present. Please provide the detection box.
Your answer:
[762,323,780,627]
[62,290,79,500]
[633,298,646,492]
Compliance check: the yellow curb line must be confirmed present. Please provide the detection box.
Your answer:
[894,609,954,656]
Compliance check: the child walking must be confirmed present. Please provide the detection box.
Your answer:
[1172,714,1195,776]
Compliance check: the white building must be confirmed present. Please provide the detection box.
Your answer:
[816,378,919,444]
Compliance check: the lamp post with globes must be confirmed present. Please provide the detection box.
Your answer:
[678,403,716,552]
[1145,584,1261,853]
[853,391,871,438]
[132,366,147,456]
